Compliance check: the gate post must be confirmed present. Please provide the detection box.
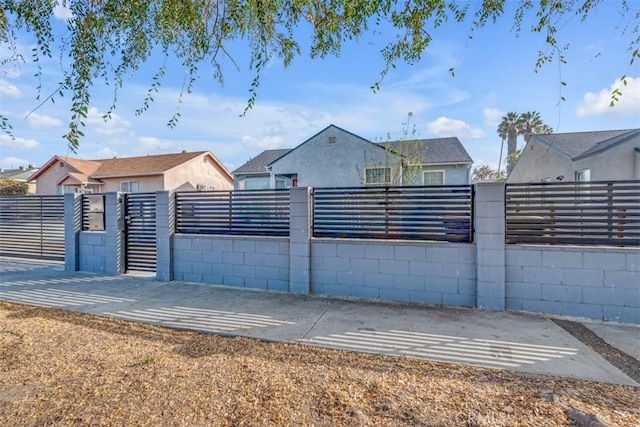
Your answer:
[156,191,174,281]
[105,192,125,275]
[289,187,312,295]
[475,182,506,310]
[64,193,82,272]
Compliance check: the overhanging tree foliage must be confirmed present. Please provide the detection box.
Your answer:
[2,0,638,150]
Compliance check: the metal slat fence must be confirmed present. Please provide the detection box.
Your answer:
[175,189,290,236]
[505,180,640,246]
[0,195,65,260]
[125,192,157,272]
[313,186,473,242]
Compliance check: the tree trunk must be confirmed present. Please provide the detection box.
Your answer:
[506,134,517,173]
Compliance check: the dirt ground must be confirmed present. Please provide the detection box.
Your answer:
[1,301,638,426]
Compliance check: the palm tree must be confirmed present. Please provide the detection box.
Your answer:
[497,112,522,173]
[518,111,553,144]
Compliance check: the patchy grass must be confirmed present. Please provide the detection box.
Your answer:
[0,302,638,426]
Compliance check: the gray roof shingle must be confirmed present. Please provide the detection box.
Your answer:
[232,149,292,174]
[381,137,473,164]
[534,129,639,159]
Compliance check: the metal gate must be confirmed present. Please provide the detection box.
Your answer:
[0,195,65,260]
[124,192,156,272]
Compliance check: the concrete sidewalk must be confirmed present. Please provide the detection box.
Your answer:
[0,257,638,387]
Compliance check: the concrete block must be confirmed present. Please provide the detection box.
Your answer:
[363,244,394,260]
[323,256,350,272]
[457,246,476,264]
[627,253,640,272]
[212,238,233,252]
[290,268,309,285]
[379,259,409,275]
[337,243,365,259]
[322,284,351,298]
[478,249,505,267]
[506,248,542,267]
[604,270,640,289]
[351,257,379,273]
[409,261,442,277]
[442,293,475,307]
[256,266,280,280]
[233,264,255,278]
[212,263,233,277]
[560,302,603,320]
[278,267,289,280]
[542,250,582,269]
[582,287,628,306]
[425,277,458,294]
[583,252,626,270]
[183,249,202,262]
[244,253,269,266]
[562,269,604,287]
[380,288,412,303]
[311,283,325,294]
[426,246,460,263]
[475,217,504,232]
[394,245,426,261]
[626,289,640,307]
[312,270,337,286]
[506,282,541,300]
[290,255,310,271]
[542,284,582,303]
[521,299,562,315]
[363,273,393,289]
[173,237,192,251]
[476,295,505,311]
[278,241,290,255]
[337,271,364,287]
[201,250,223,264]
[457,279,476,296]
[245,277,268,289]
[182,272,203,283]
[477,265,504,284]
[350,286,380,300]
[453,263,476,280]
[505,266,523,282]
[603,305,640,324]
[522,266,562,284]
[223,276,244,287]
[475,233,504,249]
[201,273,223,285]
[265,254,288,267]
[223,252,243,265]
[193,238,213,251]
[410,291,443,305]
[267,280,289,292]
[192,262,212,275]
[393,275,424,291]
[312,242,336,257]
[233,239,256,253]
[311,256,324,271]
[255,240,278,254]
[505,298,523,310]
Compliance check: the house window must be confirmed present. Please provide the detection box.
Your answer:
[120,181,139,192]
[275,179,286,189]
[575,169,590,182]
[328,136,336,144]
[244,178,269,190]
[423,171,444,186]
[365,167,391,186]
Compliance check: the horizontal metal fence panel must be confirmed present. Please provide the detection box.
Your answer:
[313,186,473,242]
[0,195,65,260]
[126,193,157,272]
[506,181,640,246]
[175,190,290,236]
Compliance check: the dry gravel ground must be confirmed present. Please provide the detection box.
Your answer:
[1,302,638,427]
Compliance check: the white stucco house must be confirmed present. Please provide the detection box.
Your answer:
[508,128,640,183]
[233,125,473,189]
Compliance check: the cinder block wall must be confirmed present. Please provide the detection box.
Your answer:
[172,235,290,291]
[311,240,477,306]
[78,232,107,273]
[506,246,640,323]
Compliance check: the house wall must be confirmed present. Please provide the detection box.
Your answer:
[165,154,233,192]
[572,137,640,181]
[100,176,164,193]
[34,160,78,195]
[269,127,401,187]
[507,141,573,183]
[404,164,471,185]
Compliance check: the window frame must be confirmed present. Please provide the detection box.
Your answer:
[365,167,391,186]
[423,170,445,186]
[120,181,139,193]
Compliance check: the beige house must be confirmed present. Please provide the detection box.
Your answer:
[29,151,233,195]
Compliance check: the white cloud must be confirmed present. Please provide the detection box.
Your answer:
[96,147,118,159]
[26,112,63,128]
[426,116,486,139]
[241,134,288,150]
[85,107,134,139]
[0,79,21,98]
[483,108,504,127]
[0,157,30,168]
[0,134,40,150]
[576,76,640,117]
[137,136,178,152]
[53,3,74,20]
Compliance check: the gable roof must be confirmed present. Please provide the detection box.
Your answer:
[532,129,640,160]
[27,155,102,182]
[232,149,292,174]
[0,167,39,181]
[381,137,473,165]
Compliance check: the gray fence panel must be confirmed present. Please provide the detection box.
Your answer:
[313,185,473,242]
[0,195,65,260]
[506,180,640,246]
[125,192,157,272]
[175,189,290,236]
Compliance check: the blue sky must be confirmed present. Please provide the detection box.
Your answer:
[1,1,639,173]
